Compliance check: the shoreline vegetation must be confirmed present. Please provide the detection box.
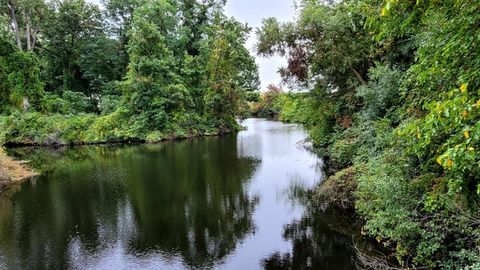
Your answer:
[252,0,480,265]
[1,117,237,147]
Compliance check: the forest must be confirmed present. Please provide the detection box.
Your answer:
[1,0,480,269]
[0,0,259,145]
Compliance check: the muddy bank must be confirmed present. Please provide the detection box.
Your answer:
[0,148,37,191]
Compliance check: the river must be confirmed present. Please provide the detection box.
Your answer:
[0,118,357,269]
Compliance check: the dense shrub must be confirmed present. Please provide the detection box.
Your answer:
[316,165,359,210]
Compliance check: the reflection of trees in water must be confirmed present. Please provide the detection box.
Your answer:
[126,136,260,268]
[262,185,358,270]
[0,135,260,269]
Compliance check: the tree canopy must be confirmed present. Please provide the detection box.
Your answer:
[0,0,259,144]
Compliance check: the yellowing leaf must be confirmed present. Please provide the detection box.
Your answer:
[460,83,468,93]
[436,157,442,165]
[381,7,386,16]
[464,130,470,139]
[476,99,480,107]
[462,111,468,119]
[447,159,453,169]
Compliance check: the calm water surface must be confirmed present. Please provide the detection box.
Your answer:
[0,119,356,269]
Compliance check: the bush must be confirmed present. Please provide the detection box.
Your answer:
[146,131,165,143]
[62,91,96,113]
[2,111,97,145]
[356,65,403,121]
[356,150,423,265]
[316,165,359,210]
[99,94,122,115]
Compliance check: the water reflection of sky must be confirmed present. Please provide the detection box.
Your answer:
[220,119,323,269]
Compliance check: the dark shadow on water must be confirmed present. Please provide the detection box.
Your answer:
[262,183,361,270]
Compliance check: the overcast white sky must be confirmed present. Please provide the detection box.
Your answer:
[224,0,296,90]
[88,0,296,90]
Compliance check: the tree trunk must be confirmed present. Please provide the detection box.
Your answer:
[31,25,39,51]
[349,63,366,85]
[7,0,22,51]
[26,11,31,51]
[22,97,30,111]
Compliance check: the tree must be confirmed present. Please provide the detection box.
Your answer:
[41,0,104,96]
[0,39,45,111]
[204,17,259,129]
[1,0,47,51]
[256,1,373,91]
[103,0,142,74]
[122,0,192,131]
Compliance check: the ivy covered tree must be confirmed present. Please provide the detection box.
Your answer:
[0,39,45,112]
[123,0,191,131]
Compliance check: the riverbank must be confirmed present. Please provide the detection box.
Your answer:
[0,112,238,147]
[0,148,37,190]
[3,128,234,147]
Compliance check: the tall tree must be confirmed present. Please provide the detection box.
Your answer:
[103,0,141,74]
[42,0,103,95]
[1,0,47,51]
[205,17,259,129]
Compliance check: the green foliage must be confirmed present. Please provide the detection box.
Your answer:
[257,0,373,89]
[356,64,403,121]
[0,0,259,146]
[0,115,6,145]
[402,86,480,201]
[61,91,95,113]
[2,111,95,145]
[356,151,423,265]
[42,0,105,95]
[258,0,480,268]
[280,92,335,146]
[0,45,46,112]
[204,17,258,129]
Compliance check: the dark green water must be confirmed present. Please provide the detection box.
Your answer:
[0,119,357,269]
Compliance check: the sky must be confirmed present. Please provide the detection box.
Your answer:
[224,0,296,91]
[87,0,297,91]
